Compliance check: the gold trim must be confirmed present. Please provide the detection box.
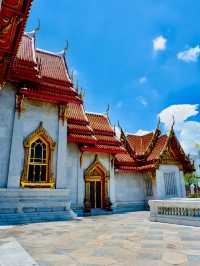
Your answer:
[59,105,68,126]
[16,94,25,118]
[84,155,111,212]
[21,122,56,188]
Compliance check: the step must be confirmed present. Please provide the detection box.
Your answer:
[0,210,75,225]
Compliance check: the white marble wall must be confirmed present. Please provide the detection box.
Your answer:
[7,97,60,188]
[0,84,15,187]
[155,164,186,199]
[114,172,145,207]
[0,85,68,189]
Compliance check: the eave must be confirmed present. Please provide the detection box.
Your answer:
[0,0,33,85]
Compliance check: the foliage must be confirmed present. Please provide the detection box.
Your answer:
[184,173,198,186]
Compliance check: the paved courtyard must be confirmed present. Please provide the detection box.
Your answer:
[0,211,200,266]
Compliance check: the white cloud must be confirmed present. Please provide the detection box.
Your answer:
[177,46,200,63]
[137,96,148,106]
[158,104,199,130]
[139,76,147,84]
[180,121,200,155]
[153,35,167,51]
[158,104,200,155]
[134,129,151,136]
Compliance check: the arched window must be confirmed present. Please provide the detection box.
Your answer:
[28,138,48,183]
[21,122,56,188]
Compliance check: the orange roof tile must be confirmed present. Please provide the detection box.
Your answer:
[36,49,70,82]
[67,103,89,124]
[147,135,168,161]
[127,132,154,156]
[95,134,120,145]
[115,152,135,164]
[86,113,114,135]
[17,34,36,64]
[80,144,126,154]
[68,124,93,135]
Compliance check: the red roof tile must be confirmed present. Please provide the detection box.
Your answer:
[115,164,155,173]
[80,144,126,154]
[68,134,97,144]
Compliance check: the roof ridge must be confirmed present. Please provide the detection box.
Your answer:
[36,48,63,57]
[86,111,107,117]
[24,32,34,39]
[126,132,153,137]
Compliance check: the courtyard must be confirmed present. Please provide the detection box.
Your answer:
[0,212,200,266]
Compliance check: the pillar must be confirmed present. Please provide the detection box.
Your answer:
[7,108,24,188]
[56,112,68,188]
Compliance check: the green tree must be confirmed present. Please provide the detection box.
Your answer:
[184,173,197,186]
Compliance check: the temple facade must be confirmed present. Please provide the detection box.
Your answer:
[0,0,194,222]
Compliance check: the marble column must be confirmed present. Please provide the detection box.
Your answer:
[7,109,24,188]
[56,114,68,188]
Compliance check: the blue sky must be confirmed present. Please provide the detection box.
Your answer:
[26,0,200,154]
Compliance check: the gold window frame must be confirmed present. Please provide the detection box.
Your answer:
[21,122,56,188]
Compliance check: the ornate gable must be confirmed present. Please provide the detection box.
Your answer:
[84,155,109,180]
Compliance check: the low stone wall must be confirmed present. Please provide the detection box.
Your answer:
[149,198,200,227]
[0,189,76,225]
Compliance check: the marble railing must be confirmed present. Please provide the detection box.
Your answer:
[149,199,200,227]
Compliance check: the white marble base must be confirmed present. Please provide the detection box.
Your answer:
[0,189,76,224]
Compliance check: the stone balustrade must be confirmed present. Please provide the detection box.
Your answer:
[149,198,200,227]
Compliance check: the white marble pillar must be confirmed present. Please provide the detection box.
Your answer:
[155,169,165,199]
[7,111,24,188]
[56,118,68,188]
[109,156,116,206]
[180,170,186,197]
[77,153,85,208]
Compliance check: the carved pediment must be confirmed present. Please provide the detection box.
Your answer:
[84,155,109,180]
[160,148,178,165]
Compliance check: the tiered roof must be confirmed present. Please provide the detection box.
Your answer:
[68,111,126,154]
[9,33,81,104]
[115,126,194,173]
[79,113,126,154]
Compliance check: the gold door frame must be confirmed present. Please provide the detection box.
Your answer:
[84,155,110,212]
